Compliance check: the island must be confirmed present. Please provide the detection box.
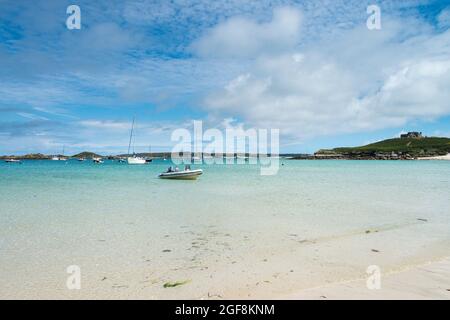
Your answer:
[309,132,450,160]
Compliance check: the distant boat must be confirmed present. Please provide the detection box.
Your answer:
[128,156,146,164]
[127,117,146,165]
[145,145,154,163]
[52,146,67,161]
[77,158,86,162]
[159,165,203,180]
[93,157,103,164]
[5,159,21,163]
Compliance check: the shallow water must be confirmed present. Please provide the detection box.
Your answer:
[0,159,449,299]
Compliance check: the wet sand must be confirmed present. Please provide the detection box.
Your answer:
[287,258,450,300]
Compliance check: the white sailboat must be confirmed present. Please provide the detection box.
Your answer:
[127,117,146,165]
[128,156,146,164]
[52,146,67,161]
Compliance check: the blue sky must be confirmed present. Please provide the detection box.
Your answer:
[0,0,449,155]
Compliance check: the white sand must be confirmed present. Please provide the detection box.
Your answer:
[418,154,450,160]
[287,258,450,300]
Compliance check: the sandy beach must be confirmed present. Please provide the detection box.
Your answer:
[418,154,450,160]
[288,258,450,300]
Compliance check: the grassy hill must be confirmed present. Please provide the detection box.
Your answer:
[71,151,103,159]
[0,153,50,160]
[334,137,450,155]
[323,137,450,158]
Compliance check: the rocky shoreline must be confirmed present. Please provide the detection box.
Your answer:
[0,153,51,160]
[293,135,450,160]
[290,151,450,160]
[305,151,418,160]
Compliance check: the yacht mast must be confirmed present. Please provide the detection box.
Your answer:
[128,117,135,156]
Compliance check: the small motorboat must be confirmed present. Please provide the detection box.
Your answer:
[93,157,104,164]
[77,158,86,162]
[159,165,203,180]
[5,159,21,163]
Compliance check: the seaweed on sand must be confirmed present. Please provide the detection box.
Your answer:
[163,280,191,288]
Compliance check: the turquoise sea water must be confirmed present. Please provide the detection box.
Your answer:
[0,159,449,298]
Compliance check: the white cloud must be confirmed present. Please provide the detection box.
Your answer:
[438,7,450,28]
[16,112,49,121]
[79,120,131,131]
[199,11,450,140]
[191,7,302,58]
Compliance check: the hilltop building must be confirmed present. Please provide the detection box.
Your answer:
[400,132,423,139]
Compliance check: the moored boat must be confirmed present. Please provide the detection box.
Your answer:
[126,117,147,165]
[159,165,203,180]
[127,156,146,164]
[52,146,67,161]
[5,159,21,163]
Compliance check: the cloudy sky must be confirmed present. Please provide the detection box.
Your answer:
[1,0,449,155]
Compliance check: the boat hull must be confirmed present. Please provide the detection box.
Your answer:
[127,157,146,164]
[158,169,203,180]
[5,159,21,163]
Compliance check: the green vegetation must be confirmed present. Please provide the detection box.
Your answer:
[333,137,450,156]
[0,153,49,160]
[71,151,103,159]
